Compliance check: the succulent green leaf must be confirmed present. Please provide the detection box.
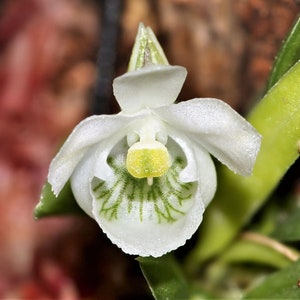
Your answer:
[243,259,300,299]
[189,60,300,266]
[34,181,84,219]
[267,16,300,89]
[137,254,190,300]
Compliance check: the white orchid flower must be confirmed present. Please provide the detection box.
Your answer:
[48,24,261,257]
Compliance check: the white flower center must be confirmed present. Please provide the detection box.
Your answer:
[125,117,171,185]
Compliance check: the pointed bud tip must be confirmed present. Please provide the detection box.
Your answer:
[128,23,169,71]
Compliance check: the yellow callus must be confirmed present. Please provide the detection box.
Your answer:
[126,141,171,181]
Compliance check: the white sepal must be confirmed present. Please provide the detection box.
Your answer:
[156,98,261,176]
[113,65,187,114]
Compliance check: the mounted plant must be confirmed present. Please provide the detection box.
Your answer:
[35,17,300,299]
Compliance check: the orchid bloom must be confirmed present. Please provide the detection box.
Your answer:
[48,24,261,257]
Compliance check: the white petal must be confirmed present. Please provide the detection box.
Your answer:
[71,147,97,218]
[167,128,217,208]
[71,128,138,217]
[156,98,261,176]
[48,114,135,196]
[113,65,187,114]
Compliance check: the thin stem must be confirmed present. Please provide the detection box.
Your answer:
[90,0,123,115]
[241,231,300,262]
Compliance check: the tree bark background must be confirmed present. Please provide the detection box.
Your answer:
[0,0,299,298]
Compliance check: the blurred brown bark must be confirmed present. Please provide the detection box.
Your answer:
[121,0,300,110]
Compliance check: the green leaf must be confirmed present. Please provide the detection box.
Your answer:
[271,208,300,242]
[243,259,300,299]
[34,181,84,219]
[137,254,190,300]
[267,15,300,89]
[188,59,300,266]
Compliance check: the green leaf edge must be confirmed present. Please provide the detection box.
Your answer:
[137,254,190,300]
[267,15,300,89]
[243,259,300,299]
[34,181,84,219]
